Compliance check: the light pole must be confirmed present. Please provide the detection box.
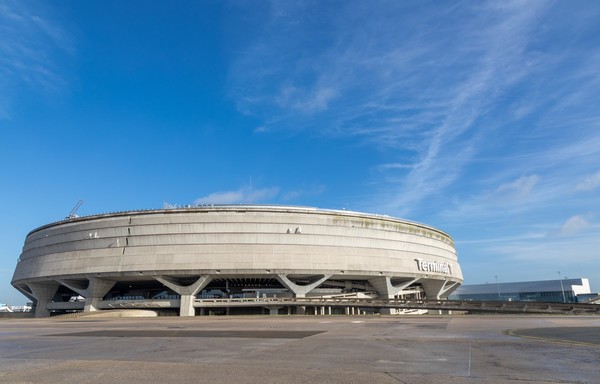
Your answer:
[494,275,500,300]
[557,271,566,303]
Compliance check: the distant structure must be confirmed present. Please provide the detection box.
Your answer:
[11,205,463,317]
[450,278,592,303]
[0,303,32,313]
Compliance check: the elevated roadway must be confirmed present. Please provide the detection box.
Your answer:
[191,297,600,314]
[51,297,600,315]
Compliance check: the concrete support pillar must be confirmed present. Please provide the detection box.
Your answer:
[58,277,116,313]
[327,306,332,315]
[344,281,353,292]
[297,305,306,315]
[267,306,282,316]
[155,275,213,317]
[287,306,292,315]
[180,295,195,317]
[345,307,350,315]
[368,277,417,300]
[28,281,60,318]
[380,308,393,315]
[420,279,458,300]
[276,274,332,298]
[84,278,116,312]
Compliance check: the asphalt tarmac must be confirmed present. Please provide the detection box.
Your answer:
[509,326,600,346]
[1,315,599,384]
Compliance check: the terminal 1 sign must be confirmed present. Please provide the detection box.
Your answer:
[415,258,453,275]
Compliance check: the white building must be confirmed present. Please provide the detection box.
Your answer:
[450,278,591,303]
[12,205,463,317]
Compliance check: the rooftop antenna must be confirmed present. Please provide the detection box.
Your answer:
[249,176,253,204]
[67,200,84,220]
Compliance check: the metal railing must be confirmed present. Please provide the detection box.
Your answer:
[192,297,600,314]
[43,297,600,315]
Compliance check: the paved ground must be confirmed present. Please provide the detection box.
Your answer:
[1,315,599,383]
[509,326,600,346]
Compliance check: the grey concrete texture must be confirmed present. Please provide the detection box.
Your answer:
[1,315,599,384]
[13,207,462,289]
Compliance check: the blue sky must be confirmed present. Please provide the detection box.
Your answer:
[2,1,600,304]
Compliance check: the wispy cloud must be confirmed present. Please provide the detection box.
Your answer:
[458,222,600,285]
[558,215,592,236]
[380,2,551,214]
[377,163,414,171]
[456,230,549,247]
[275,84,338,114]
[436,174,551,228]
[486,237,600,264]
[0,0,74,119]
[574,171,600,192]
[495,175,540,203]
[194,186,280,205]
[194,183,324,205]
[282,184,326,202]
[228,1,556,215]
[225,2,600,288]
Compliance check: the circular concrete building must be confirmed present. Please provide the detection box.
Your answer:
[12,205,463,317]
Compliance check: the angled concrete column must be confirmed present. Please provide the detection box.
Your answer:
[57,279,88,297]
[59,277,116,312]
[421,279,458,300]
[276,274,331,298]
[439,281,460,299]
[155,275,213,317]
[85,278,116,312]
[28,281,60,318]
[368,277,418,299]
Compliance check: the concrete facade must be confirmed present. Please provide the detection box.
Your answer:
[12,205,463,317]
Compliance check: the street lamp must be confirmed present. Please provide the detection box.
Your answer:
[557,271,566,303]
[494,275,501,300]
